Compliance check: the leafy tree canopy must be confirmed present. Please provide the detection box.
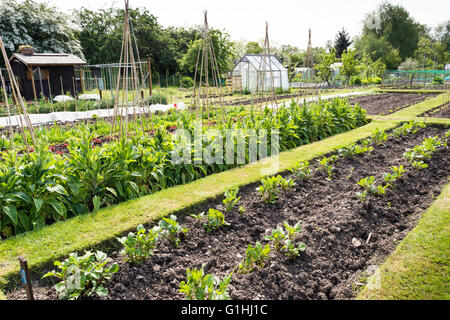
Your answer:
[0,0,83,61]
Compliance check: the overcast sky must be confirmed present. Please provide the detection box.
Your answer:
[40,0,449,49]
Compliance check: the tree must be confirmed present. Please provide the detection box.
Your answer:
[355,1,425,63]
[180,29,236,76]
[315,51,337,85]
[341,50,359,85]
[435,20,450,53]
[0,0,83,61]
[398,57,419,71]
[359,53,386,79]
[354,33,401,69]
[73,7,199,74]
[245,41,263,54]
[334,28,352,58]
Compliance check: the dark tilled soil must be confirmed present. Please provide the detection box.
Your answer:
[6,126,449,301]
[347,93,438,116]
[421,103,450,119]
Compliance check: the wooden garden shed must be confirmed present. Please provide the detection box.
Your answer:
[9,51,87,101]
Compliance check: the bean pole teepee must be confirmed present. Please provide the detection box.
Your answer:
[110,0,148,138]
[0,35,37,152]
[191,10,227,122]
[252,22,278,112]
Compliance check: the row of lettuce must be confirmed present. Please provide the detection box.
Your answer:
[0,98,368,238]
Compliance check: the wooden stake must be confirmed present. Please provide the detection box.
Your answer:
[19,256,34,300]
[29,66,38,103]
[147,58,153,97]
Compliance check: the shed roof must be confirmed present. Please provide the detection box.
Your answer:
[9,53,87,67]
[236,54,287,72]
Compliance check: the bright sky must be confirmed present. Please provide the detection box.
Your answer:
[41,0,449,49]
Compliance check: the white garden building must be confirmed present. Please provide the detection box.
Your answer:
[232,54,289,92]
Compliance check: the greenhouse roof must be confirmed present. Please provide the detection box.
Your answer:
[238,54,287,72]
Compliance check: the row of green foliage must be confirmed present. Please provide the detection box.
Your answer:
[0,98,368,238]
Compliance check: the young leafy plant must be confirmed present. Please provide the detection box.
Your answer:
[317,156,338,180]
[256,176,281,204]
[238,242,271,273]
[179,266,232,300]
[117,224,161,264]
[289,161,311,180]
[42,251,119,300]
[223,186,241,212]
[192,209,230,233]
[256,175,295,204]
[356,176,388,202]
[265,221,306,259]
[382,166,405,187]
[158,214,188,246]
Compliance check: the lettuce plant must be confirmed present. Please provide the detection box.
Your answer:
[42,251,119,300]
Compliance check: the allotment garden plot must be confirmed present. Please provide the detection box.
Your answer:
[6,122,450,300]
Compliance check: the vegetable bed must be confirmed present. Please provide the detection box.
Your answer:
[6,123,449,300]
[347,92,438,116]
[420,103,450,119]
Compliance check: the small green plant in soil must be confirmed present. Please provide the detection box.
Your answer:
[338,143,373,158]
[158,214,188,246]
[42,251,119,300]
[265,221,306,259]
[256,176,281,204]
[369,128,390,146]
[192,209,230,233]
[289,161,311,180]
[238,206,246,215]
[117,224,161,264]
[238,242,271,273]
[223,186,241,212]
[382,166,406,187]
[392,121,426,138]
[403,136,446,170]
[356,176,388,202]
[317,156,338,180]
[179,266,232,300]
[257,175,295,203]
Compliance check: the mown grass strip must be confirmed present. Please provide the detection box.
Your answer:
[357,181,450,300]
[385,93,446,118]
[0,120,398,285]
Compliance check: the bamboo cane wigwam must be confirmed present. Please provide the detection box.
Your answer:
[191,10,227,123]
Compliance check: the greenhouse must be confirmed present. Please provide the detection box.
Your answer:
[232,54,289,92]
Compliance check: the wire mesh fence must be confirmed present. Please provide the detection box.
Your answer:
[382,70,450,90]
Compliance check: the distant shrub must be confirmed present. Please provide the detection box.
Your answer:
[351,76,362,85]
[180,76,194,88]
[145,92,168,105]
[432,76,444,84]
